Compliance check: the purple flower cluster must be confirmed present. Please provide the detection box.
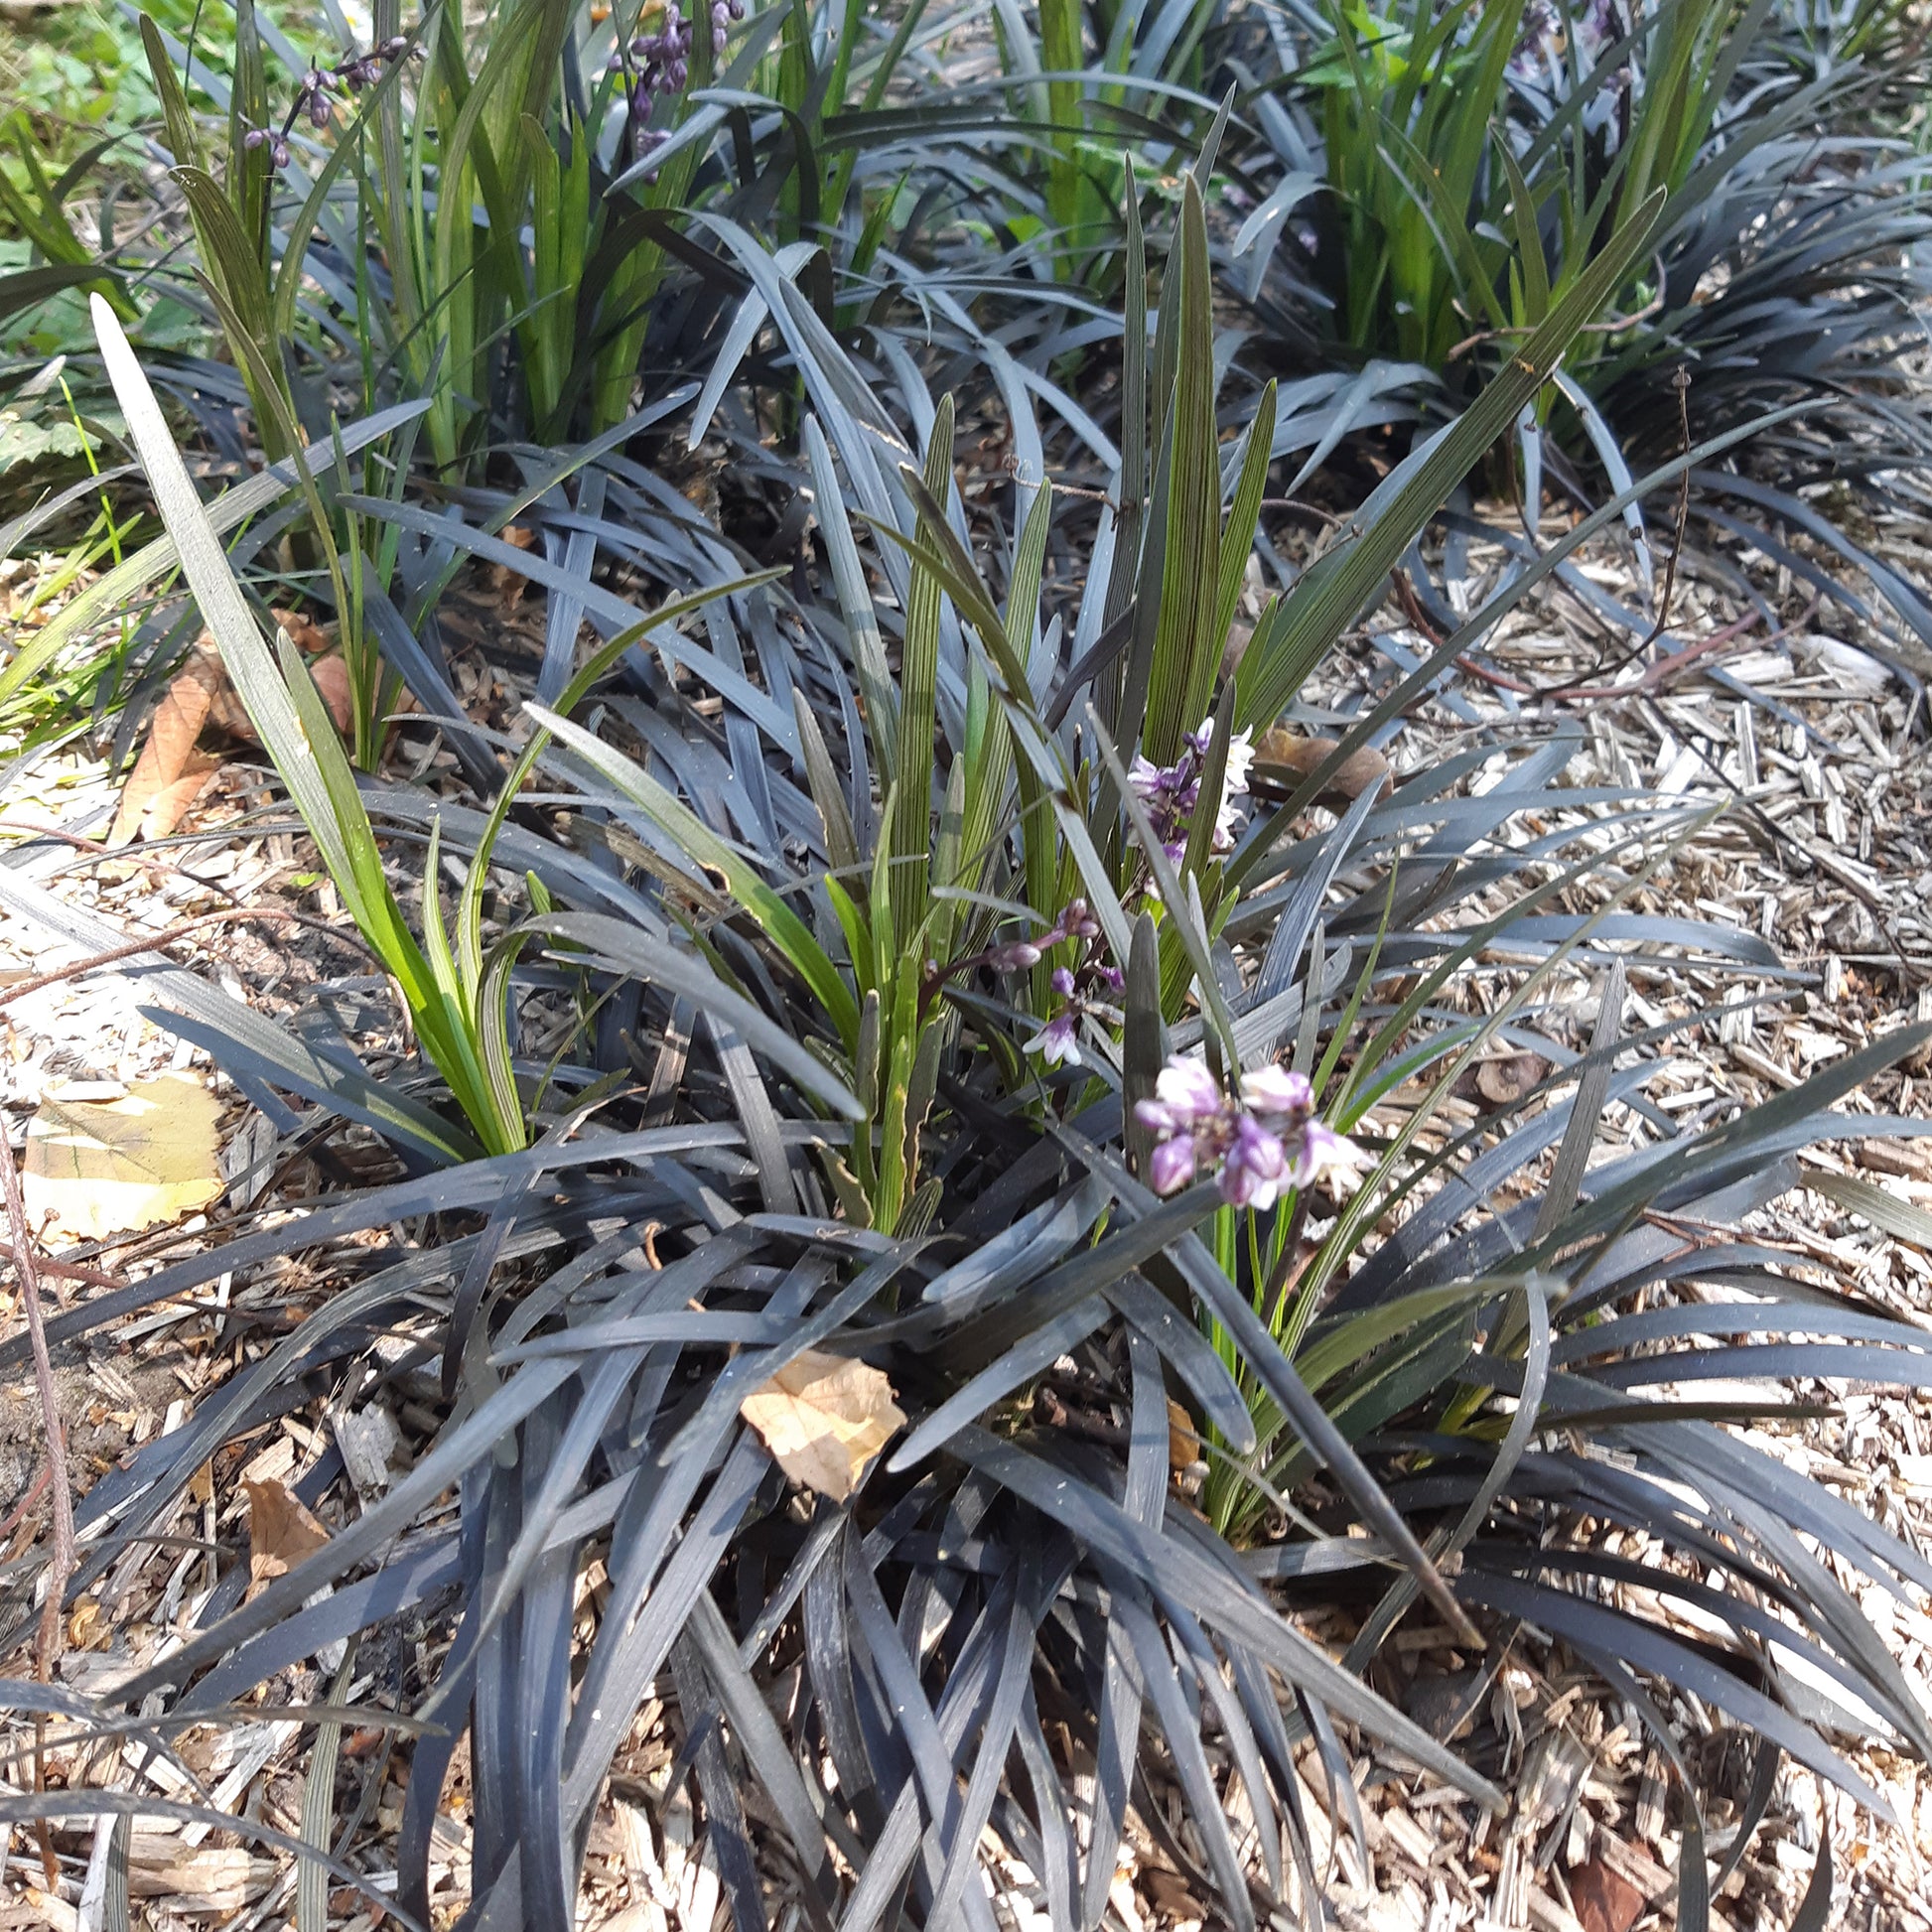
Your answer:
[618,1,741,169]
[1136,1058,1354,1209]
[1127,716,1255,865]
[243,36,413,168]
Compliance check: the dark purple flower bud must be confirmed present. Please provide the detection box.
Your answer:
[987,939,1042,972]
[243,127,268,149]
[310,92,333,126]
[666,57,686,86]
[381,35,410,58]
[271,134,291,168]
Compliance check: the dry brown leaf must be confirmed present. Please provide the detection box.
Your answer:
[1567,1857,1645,1932]
[271,605,335,654]
[489,523,538,608]
[1166,1397,1202,1472]
[1254,728,1394,806]
[1140,1863,1205,1924]
[244,1476,331,1599]
[739,1349,904,1501]
[308,653,355,736]
[108,671,220,848]
[21,1074,225,1241]
[1473,1050,1551,1107]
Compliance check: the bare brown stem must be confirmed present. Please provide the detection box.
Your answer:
[0,1131,76,1886]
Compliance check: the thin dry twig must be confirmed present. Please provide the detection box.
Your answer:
[0,904,352,1012]
[1545,364,1695,696]
[0,1245,121,1290]
[0,1131,76,1887]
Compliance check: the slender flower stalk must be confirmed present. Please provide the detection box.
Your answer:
[1009,902,1118,1069]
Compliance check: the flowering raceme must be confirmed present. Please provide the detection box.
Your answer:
[1127,716,1255,864]
[982,898,1120,1069]
[618,0,743,169]
[1136,1058,1355,1208]
[242,36,413,168]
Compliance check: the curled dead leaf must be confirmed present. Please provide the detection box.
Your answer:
[1471,1050,1550,1108]
[243,1476,331,1600]
[1254,728,1394,807]
[740,1349,904,1501]
[270,606,336,655]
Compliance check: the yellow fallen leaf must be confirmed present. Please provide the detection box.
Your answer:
[22,1073,224,1241]
[740,1349,904,1502]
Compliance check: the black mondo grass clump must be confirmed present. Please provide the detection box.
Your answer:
[1224,0,1932,676]
[4,11,1932,1932]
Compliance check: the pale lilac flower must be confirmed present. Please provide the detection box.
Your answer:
[1026,1010,1081,1066]
[1240,1064,1311,1115]
[1137,1056,1223,1133]
[1290,1120,1362,1190]
[1221,1114,1290,1210]
[1149,1134,1197,1194]
[1218,727,1256,797]
[1135,1053,1355,1208]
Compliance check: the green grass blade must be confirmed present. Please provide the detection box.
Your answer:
[1142,175,1220,764]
